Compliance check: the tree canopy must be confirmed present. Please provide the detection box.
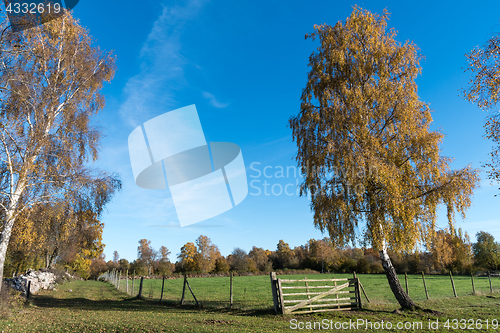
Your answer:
[289,6,479,309]
[0,12,119,287]
[473,231,500,271]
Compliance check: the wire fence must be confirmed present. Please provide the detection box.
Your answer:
[97,270,500,310]
[98,270,272,309]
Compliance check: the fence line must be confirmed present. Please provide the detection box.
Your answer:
[96,270,500,311]
[98,271,240,308]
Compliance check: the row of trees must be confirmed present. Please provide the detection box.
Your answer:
[90,230,499,280]
[89,239,174,280]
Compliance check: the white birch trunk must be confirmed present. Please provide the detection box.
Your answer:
[0,184,25,290]
[379,238,418,310]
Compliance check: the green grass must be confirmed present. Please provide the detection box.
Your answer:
[0,280,287,333]
[117,273,500,308]
[0,274,498,332]
[119,275,275,309]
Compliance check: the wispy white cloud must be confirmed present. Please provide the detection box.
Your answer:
[202,91,230,108]
[119,0,208,128]
[102,0,209,236]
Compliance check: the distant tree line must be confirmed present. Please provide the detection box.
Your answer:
[88,229,500,280]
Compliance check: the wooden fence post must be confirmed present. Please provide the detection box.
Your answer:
[132,271,135,296]
[26,280,31,299]
[229,272,233,308]
[160,275,165,301]
[489,272,493,293]
[471,273,476,295]
[138,276,144,298]
[180,275,187,305]
[353,272,370,303]
[118,271,121,290]
[277,278,285,314]
[185,278,200,307]
[305,276,312,312]
[334,278,339,309]
[126,270,129,294]
[148,279,153,299]
[450,271,457,297]
[355,278,362,309]
[422,271,429,300]
[270,272,279,314]
[405,272,409,295]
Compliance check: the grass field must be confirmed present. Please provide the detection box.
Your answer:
[0,274,499,332]
[118,272,500,309]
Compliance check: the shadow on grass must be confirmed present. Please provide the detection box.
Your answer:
[36,282,412,318]
[33,295,160,312]
[33,294,276,317]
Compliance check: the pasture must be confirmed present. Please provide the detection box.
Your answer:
[0,273,499,332]
[119,272,500,308]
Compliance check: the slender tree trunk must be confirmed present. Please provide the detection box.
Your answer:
[0,186,25,292]
[0,212,19,291]
[47,248,58,269]
[45,251,50,269]
[379,241,419,310]
[45,249,58,269]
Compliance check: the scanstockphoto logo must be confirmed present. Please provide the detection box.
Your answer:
[128,105,248,227]
[248,162,379,197]
[3,0,79,32]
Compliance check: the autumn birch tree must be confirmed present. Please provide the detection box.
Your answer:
[289,7,479,310]
[0,12,117,288]
[194,235,220,273]
[137,239,155,274]
[178,242,197,272]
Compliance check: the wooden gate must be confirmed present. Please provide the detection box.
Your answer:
[270,273,361,314]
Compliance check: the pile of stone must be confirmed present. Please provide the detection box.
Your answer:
[5,269,60,295]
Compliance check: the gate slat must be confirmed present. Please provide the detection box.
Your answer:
[282,290,353,296]
[280,278,348,283]
[292,307,358,314]
[285,301,358,310]
[283,297,356,304]
[282,285,348,289]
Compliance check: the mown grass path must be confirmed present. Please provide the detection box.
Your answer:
[0,279,499,332]
[0,280,285,332]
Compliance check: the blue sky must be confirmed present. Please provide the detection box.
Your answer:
[67,0,500,262]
